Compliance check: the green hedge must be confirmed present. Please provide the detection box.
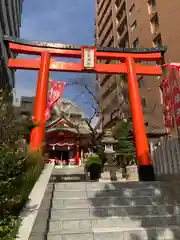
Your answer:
[0,90,45,239]
[85,153,103,169]
[0,149,44,240]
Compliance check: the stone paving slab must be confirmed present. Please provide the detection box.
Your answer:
[49,220,92,234]
[53,190,87,199]
[55,182,86,191]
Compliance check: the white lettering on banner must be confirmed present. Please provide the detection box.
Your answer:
[176,108,180,117]
[84,48,95,69]
[175,93,180,104]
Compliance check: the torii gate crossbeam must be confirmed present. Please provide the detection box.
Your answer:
[5,36,166,181]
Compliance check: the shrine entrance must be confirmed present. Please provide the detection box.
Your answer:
[49,147,73,165]
[5,36,166,181]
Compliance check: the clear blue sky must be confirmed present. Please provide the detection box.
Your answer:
[15,0,96,116]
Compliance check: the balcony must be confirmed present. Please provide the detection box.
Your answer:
[149,9,157,20]
[99,6,112,36]
[116,0,125,16]
[100,74,111,86]
[98,0,104,11]
[98,0,106,14]
[102,30,113,47]
[117,11,126,30]
[98,0,111,26]
[99,26,113,47]
[99,17,113,43]
[152,27,161,41]
[117,26,128,44]
[101,81,117,100]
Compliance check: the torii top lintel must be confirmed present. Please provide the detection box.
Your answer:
[4,36,167,75]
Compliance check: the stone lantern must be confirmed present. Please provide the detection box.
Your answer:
[101,128,121,181]
[101,128,118,165]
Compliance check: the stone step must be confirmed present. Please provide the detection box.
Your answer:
[50,208,180,224]
[54,182,164,191]
[46,226,180,240]
[54,187,163,198]
[51,201,180,215]
[52,193,175,206]
[93,226,180,240]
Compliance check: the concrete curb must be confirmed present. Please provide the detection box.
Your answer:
[16,163,54,240]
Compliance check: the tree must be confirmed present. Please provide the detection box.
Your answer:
[52,75,107,162]
[114,120,136,167]
[66,75,101,142]
[0,89,44,239]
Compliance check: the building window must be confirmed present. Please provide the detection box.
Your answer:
[131,21,137,31]
[129,4,135,15]
[133,38,139,48]
[150,13,159,33]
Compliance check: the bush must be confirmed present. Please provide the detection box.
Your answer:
[85,153,103,168]
[0,147,44,240]
[85,154,103,181]
[0,90,44,239]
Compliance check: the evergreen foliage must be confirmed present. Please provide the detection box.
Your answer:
[0,90,44,240]
[114,120,136,167]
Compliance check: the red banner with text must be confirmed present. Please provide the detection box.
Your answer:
[160,76,173,128]
[162,63,180,128]
[45,80,66,121]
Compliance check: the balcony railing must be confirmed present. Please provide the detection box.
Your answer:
[101,81,117,100]
[117,11,126,30]
[116,0,125,16]
[98,0,106,15]
[117,26,128,44]
[99,6,112,36]
[98,0,111,26]
[99,19,113,44]
[101,30,113,47]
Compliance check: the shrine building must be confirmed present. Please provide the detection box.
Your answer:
[45,99,91,165]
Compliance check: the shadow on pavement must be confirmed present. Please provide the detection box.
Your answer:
[88,182,180,239]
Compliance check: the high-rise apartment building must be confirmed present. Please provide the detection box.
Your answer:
[0,0,24,89]
[95,0,180,137]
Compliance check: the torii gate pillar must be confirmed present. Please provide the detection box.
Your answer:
[31,52,50,151]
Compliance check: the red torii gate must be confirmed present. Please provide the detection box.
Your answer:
[4,36,166,181]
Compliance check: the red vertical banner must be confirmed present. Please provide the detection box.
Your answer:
[45,80,66,121]
[160,75,173,128]
[169,68,180,126]
[162,63,180,128]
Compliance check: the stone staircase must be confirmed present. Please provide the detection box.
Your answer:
[46,181,180,240]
